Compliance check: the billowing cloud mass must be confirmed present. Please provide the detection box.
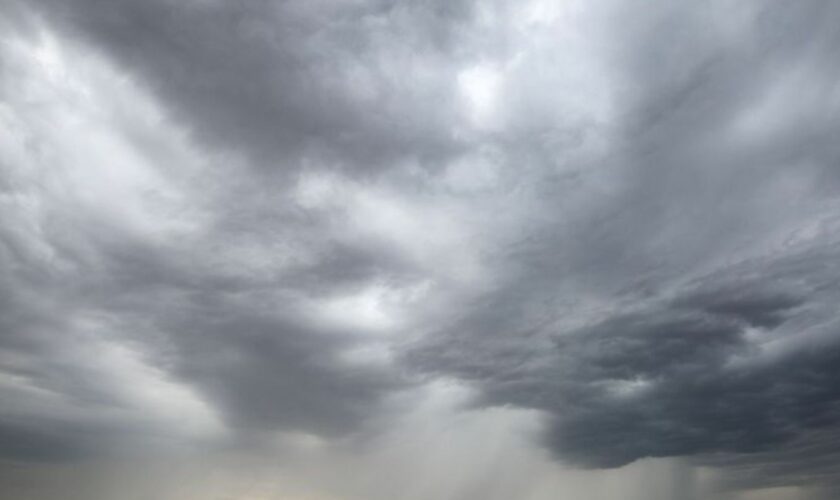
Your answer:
[2,0,840,499]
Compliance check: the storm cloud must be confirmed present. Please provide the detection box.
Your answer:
[2,0,840,499]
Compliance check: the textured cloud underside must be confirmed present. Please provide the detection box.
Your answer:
[2,0,840,495]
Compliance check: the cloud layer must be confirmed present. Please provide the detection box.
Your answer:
[2,0,840,498]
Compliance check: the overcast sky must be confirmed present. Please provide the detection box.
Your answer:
[2,1,840,499]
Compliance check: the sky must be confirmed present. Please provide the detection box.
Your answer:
[2,0,840,499]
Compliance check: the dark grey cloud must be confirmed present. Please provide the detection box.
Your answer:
[702,427,840,497]
[161,301,404,436]
[409,245,840,472]
[0,1,425,463]
[3,0,840,497]
[404,0,840,488]
[0,171,410,461]
[25,0,477,177]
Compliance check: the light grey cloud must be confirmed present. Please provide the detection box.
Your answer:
[0,12,416,464]
[3,0,840,498]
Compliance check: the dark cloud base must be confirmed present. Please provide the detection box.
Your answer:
[410,242,840,478]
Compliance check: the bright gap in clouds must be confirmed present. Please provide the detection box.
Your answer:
[458,63,503,128]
